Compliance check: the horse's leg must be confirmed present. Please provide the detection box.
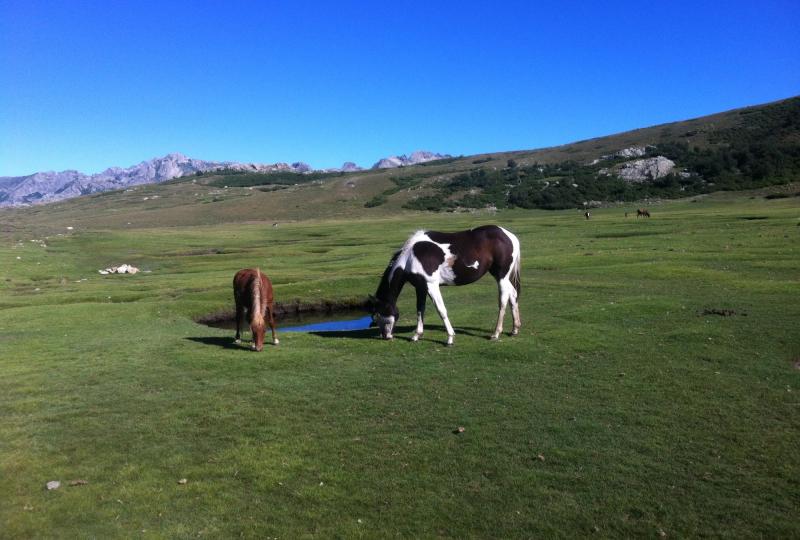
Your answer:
[510,290,521,336]
[234,300,245,343]
[427,283,455,346]
[411,284,426,342]
[491,277,514,340]
[266,303,279,345]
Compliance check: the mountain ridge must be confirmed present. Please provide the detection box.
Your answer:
[0,149,450,207]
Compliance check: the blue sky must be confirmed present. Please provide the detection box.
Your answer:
[1,1,799,176]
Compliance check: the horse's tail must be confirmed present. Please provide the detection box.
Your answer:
[510,251,521,295]
[503,227,521,296]
[251,268,265,329]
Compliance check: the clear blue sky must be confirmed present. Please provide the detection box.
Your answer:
[1,1,799,176]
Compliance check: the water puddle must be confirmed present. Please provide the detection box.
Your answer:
[200,309,373,333]
[281,315,373,333]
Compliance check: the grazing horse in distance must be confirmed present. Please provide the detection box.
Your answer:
[233,268,278,351]
[637,208,651,218]
[370,225,521,346]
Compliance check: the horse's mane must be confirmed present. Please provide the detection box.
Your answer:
[251,268,265,328]
[375,250,402,299]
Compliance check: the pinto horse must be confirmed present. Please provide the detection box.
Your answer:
[233,268,278,351]
[370,225,521,346]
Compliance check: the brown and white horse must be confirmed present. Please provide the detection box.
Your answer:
[370,225,521,346]
[233,268,278,351]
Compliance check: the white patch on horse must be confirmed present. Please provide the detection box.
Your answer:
[392,231,458,285]
[436,247,456,284]
[388,230,426,282]
[466,261,479,270]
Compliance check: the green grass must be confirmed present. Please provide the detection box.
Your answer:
[1,195,799,537]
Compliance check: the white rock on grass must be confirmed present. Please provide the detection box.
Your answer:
[99,264,141,275]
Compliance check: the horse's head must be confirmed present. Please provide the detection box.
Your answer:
[368,294,398,340]
[250,321,266,351]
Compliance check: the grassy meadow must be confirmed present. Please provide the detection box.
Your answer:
[1,193,799,537]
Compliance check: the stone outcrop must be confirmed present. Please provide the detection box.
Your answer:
[617,156,675,182]
[614,146,647,158]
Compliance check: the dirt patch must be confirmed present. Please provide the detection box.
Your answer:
[699,308,746,317]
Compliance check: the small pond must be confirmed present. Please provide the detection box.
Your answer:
[200,309,373,333]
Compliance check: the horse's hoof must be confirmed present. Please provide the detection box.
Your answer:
[489,334,499,341]
[446,337,454,347]
[511,329,519,336]
[411,334,420,342]
[273,339,280,345]
[234,338,241,344]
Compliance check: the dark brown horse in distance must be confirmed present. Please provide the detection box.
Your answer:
[233,268,278,351]
[637,208,651,218]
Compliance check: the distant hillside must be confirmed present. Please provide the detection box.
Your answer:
[392,96,800,211]
[2,96,797,231]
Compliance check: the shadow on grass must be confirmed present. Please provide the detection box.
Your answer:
[188,325,501,348]
[309,324,495,343]
[185,336,249,351]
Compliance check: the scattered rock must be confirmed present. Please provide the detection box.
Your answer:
[46,481,60,490]
[99,264,140,275]
[536,454,545,462]
[177,478,188,485]
[69,479,88,486]
[453,426,466,434]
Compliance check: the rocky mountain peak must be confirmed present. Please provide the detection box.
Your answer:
[1,149,453,207]
[371,150,451,169]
